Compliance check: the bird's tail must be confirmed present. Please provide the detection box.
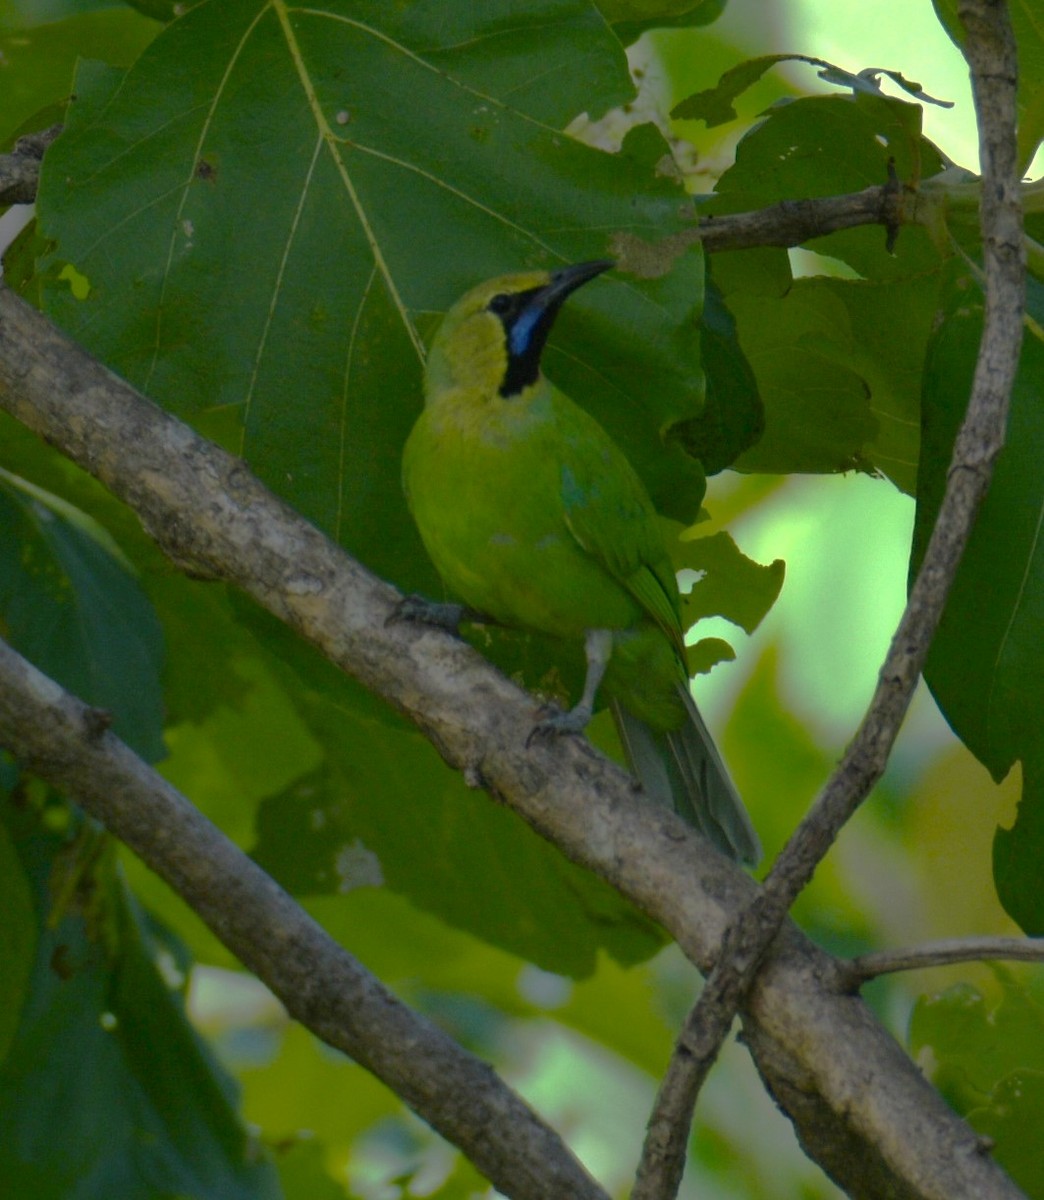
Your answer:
[611,687,761,865]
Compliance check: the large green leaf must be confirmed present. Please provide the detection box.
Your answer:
[35,0,712,567]
[0,793,281,1200]
[913,268,1044,934]
[0,469,166,761]
[704,92,947,488]
[716,258,880,478]
[250,690,667,979]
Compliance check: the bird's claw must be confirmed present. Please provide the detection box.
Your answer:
[526,703,592,748]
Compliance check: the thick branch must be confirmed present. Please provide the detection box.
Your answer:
[633,4,1025,1197]
[0,286,1023,1200]
[0,126,62,206]
[0,638,606,1200]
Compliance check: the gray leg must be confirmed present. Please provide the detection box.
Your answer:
[527,628,613,744]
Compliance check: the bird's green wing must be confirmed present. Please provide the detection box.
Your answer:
[556,402,686,660]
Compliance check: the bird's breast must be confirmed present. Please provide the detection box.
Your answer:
[403,394,638,636]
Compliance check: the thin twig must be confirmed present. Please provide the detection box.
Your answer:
[844,937,1044,987]
[612,179,904,277]
[632,4,1024,1198]
[0,635,610,1200]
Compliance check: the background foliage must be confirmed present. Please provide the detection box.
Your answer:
[1,0,1042,1197]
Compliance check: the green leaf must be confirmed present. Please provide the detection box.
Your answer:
[0,409,254,732]
[806,273,943,494]
[971,1070,1044,1199]
[675,530,784,634]
[910,975,1044,1197]
[0,8,157,146]
[686,635,735,675]
[914,269,1044,933]
[698,93,947,485]
[272,1135,349,1200]
[0,796,281,1200]
[0,814,36,1069]
[711,92,946,278]
[35,0,712,570]
[719,268,881,477]
[994,758,1044,937]
[672,54,951,125]
[250,702,666,979]
[680,271,764,475]
[0,469,166,761]
[595,0,726,45]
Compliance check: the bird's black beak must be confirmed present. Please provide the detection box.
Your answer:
[543,259,615,307]
[497,260,614,398]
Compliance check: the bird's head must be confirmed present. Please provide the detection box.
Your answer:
[425,260,613,402]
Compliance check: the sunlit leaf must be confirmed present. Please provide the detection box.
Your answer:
[675,530,784,634]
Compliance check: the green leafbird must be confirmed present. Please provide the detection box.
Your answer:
[403,261,760,864]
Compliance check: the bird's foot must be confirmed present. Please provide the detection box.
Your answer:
[387,594,466,633]
[526,702,593,748]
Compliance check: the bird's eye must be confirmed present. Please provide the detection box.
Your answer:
[488,293,513,315]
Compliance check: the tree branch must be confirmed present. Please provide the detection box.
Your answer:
[0,284,1024,1200]
[633,4,1025,1197]
[5,126,908,257]
[843,937,1044,986]
[0,636,608,1200]
[612,179,905,276]
[0,125,62,206]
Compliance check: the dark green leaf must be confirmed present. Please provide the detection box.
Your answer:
[0,470,166,761]
[721,271,880,477]
[597,0,727,46]
[994,758,1044,937]
[913,268,1044,933]
[680,271,764,474]
[686,635,735,675]
[35,0,712,567]
[0,815,36,1068]
[0,796,281,1200]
